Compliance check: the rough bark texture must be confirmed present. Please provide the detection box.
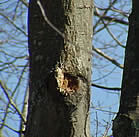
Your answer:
[113,1,139,137]
[25,0,93,137]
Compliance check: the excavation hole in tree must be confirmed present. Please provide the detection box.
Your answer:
[56,68,79,94]
[61,73,79,93]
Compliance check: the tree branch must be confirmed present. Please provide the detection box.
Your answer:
[91,83,121,91]
[0,80,26,124]
[92,46,124,69]
[94,11,128,26]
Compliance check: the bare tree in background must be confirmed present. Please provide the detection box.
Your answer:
[0,0,131,137]
[113,1,139,137]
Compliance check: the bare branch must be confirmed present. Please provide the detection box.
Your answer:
[0,123,19,134]
[94,11,128,26]
[96,8,126,48]
[19,86,29,137]
[0,81,26,124]
[92,106,117,114]
[0,13,27,36]
[19,0,28,7]
[91,83,121,91]
[37,0,64,39]
[92,46,124,69]
[105,25,125,48]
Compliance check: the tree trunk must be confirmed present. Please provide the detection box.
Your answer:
[112,1,139,137]
[25,0,93,137]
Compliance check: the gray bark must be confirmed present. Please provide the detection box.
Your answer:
[112,1,139,137]
[25,0,93,137]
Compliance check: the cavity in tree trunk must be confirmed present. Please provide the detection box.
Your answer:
[113,1,139,137]
[24,0,93,137]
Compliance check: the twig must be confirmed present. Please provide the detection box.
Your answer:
[92,106,117,114]
[19,0,28,7]
[95,112,99,137]
[0,81,26,123]
[92,47,123,69]
[96,8,126,48]
[37,0,64,39]
[94,11,128,26]
[19,86,29,137]
[0,13,27,36]
[0,123,19,134]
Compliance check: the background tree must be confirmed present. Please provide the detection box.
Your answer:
[0,0,131,137]
[113,1,139,137]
